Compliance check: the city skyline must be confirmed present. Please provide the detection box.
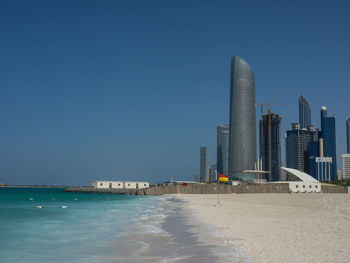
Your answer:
[1,0,349,185]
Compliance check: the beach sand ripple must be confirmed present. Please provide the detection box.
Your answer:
[177,194,350,263]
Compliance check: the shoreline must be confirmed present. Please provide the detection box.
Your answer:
[175,193,350,263]
[124,196,250,262]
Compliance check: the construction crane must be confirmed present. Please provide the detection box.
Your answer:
[255,102,264,173]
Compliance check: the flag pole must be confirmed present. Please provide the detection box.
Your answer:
[216,176,222,207]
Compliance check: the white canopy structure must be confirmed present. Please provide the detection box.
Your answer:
[279,167,321,193]
[281,167,319,183]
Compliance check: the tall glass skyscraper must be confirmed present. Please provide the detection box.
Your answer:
[260,113,281,181]
[298,94,311,129]
[200,146,209,182]
[320,106,337,181]
[285,123,318,174]
[346,117,350,154]
[228,56,256,178]
[217,124,229,176]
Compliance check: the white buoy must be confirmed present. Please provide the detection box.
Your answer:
[35,206,43,209]
[74,198,78,201]
[60,205,67,209]
[29,198,33,201]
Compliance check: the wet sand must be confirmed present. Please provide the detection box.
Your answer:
[119,196,249,262]
[176,193,350,263]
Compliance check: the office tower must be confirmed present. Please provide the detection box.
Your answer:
[285,123,318,173]
[347,117,350,153]
[210,163,217,182]
[342,154,350,180]
[228,56,256,178]
[311,156,333,182]
[217,124,229,176]
[260,113,281,181]
[308,139,320,180]
[320,106,337,181]
[200,146,209,182]
[309,134,335,182]
[298,94,311,129]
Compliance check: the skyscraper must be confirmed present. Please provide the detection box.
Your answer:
[200,146,209,182]
[210,163,217,182]
[260,113,281,181]
[298,94,311,129]
[346,117,350,154]
[285,123,318,173]
[320,106,337,181]
[217,124,229,176]
[342,154,350,180]
[228,56,256,178]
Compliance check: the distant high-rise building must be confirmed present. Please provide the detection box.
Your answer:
[228,56,256,178]
[308,139,320,180]
[217,124,229,176]
[260,113,281,181]
[298,94,311,129]
[346,117,350,154]
[311,157,333,182]
[320,106,337,181]
[193,175,200,183]
[200,146,209,182]
[285,123,318,173]
[342,154,350,180]
[210,163,217,182]
[337,170,342,181]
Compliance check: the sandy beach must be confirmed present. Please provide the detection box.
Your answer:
[177,194,350,263]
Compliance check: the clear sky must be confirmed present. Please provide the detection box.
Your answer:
[1,0,349,185]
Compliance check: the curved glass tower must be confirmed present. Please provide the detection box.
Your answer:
[228,56,256,178]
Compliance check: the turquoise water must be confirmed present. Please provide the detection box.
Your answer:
[0,187,161,263]
[0,187,250,263]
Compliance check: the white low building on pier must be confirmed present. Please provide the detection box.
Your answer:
[92,181,149,189]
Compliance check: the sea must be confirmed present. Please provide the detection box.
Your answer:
[0,187,250,263]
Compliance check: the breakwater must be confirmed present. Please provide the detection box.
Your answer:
[63,186,137,194]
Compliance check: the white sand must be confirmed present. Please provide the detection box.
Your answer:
[177,194,350,263]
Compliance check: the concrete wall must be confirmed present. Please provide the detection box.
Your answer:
[321,185,348,193]
[66,183,348,195]
[133,183,290,196]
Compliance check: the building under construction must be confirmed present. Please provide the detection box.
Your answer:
[260,113,281,181]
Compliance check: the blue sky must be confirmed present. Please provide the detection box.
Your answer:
[1,0,349,185]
